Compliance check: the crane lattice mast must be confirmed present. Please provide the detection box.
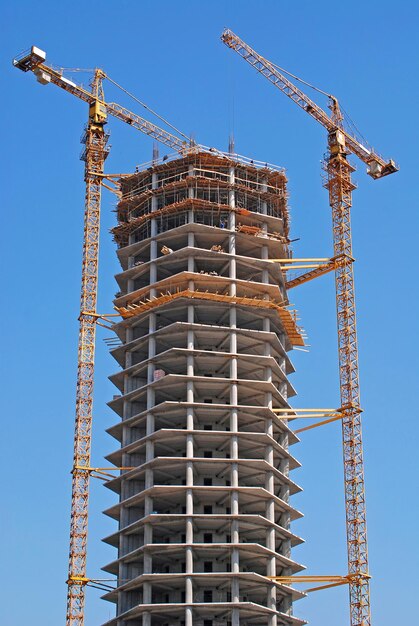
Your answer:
[65,69,108,625]
[221,28,398,626]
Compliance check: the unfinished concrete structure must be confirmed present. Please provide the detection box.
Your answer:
[103,150,306,626]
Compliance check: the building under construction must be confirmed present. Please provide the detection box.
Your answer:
[13,29,398,626]
[103,150,306,626]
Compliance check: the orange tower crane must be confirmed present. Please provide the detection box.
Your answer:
[221,28,398,626]
[12,46,205,626]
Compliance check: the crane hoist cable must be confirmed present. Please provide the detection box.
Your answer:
[104,73,191,141]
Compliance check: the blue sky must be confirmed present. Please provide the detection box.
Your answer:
[2,1,418,624]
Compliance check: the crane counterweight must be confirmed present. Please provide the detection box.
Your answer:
[13,45,46,71]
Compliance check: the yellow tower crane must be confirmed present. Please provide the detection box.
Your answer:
[12,46,210,626]
[221,28,398,626]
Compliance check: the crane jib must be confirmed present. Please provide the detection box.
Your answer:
[221,29,398,178]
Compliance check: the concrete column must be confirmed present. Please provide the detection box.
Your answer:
[188,232,195,274]
[188,164,195,199]
[150,170,158,298]
[266,421,277,625]
[143,480,153,626]
[229,165,235,210]
[262,242,269,288]
[229,165,237,300]
[119,385,132,598]
[229,301,240,621]
[267,429,279,560]
[146,309,156,497]
[188,165,195,240]
[229,164,237,579]
[261,175,269,242]
[263,310,277,624]
[148,170,157,547]
[185,298,194,626]
[261,176,268,212]
[142,306,156,619]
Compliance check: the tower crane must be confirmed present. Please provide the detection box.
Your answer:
[12,45,206,626]
[221,28,398,626]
